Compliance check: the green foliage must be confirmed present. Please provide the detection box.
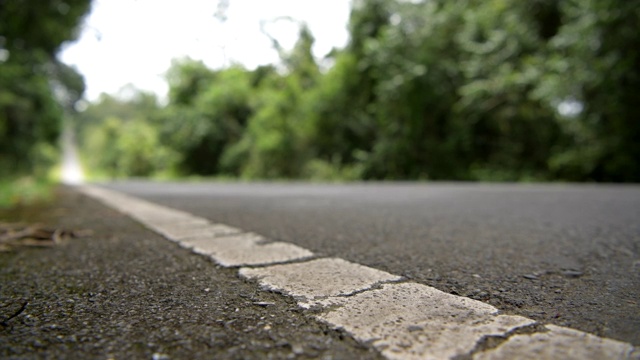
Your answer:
[0,0,91,179]
[238,26,320,178]
[302,159,364,181]
[310,0,638,181]
[240,86,304,178]
[453,0,563,180]
[84,117,178,178]
[0,62,63,177]
[75,89,171,178]
[543,0,640,181]
[160,63,254,175]
[166,58,218,106]
[0,177,55,209]
[79,0,639,182]
[78,90,160,129]
[1,0,91,56]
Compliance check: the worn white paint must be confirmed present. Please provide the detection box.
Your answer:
[240,258,402,304]
[317,282,535,360]
[181,233,314,266]
[77,185,638,360]
[155,223,242,240]
[474,324,639,360]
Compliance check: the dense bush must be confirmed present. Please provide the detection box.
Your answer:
[78,0,640,182]
[0,0,91,178]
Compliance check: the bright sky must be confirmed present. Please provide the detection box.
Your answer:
[60,0,352,101]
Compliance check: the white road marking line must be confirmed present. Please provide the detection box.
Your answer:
[77,185,638,360]
[130,211,202,224]
[316,282,534,360]
[181,233,314,267]
[240,258,402,306]
[473,325,638,360]
[154,223,242,240]
[145,217,211,227]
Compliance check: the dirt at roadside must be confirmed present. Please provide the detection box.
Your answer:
[0,186,383,359]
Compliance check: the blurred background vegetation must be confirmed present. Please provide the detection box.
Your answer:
[0,0,91,206]
[1,0,639,206]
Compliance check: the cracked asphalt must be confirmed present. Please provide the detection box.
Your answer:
[0,187,383,359]
[102,181,640,347]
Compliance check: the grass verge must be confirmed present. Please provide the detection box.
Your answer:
[0,177,56,209]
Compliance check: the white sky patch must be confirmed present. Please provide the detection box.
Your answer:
[557,99,584,117]
[60,0,351,101]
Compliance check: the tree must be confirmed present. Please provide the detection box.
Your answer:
[543,0,640,181]
[84,116,177,178]
[162,61,255,175]
[452,0,563,180]
[0,0,91,178]
[304,0,391,178]
[73,0,640,182]
[238,25,320,178]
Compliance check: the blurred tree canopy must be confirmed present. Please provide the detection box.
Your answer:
[76,90,178,178]
[81,0,640,182]
[0,0,91,178]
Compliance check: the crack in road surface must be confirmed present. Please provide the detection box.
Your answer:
[79,185,639,360]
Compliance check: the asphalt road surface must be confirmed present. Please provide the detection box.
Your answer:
[103,181,640,347]
[0,188,383,359]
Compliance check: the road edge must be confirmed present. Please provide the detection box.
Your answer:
[77,184,639,360]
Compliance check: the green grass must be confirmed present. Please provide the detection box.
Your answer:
[0,177,56,209]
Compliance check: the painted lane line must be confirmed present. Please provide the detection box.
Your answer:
[144,217,211,227]
[79,185,313,266]
[181,232,265,250]
[240,258,402,306]
[142,219,214,237]
[314,282,534,360]
[473,325,638,360]
[153,223,242,241]
[79,185,196,222]
[181,233,314,267]
[129,210,202,224]
[120,205,198,223]
[77,185,638,360]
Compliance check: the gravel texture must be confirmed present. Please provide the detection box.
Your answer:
[0,187,383,359]
[103,181,640,347]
